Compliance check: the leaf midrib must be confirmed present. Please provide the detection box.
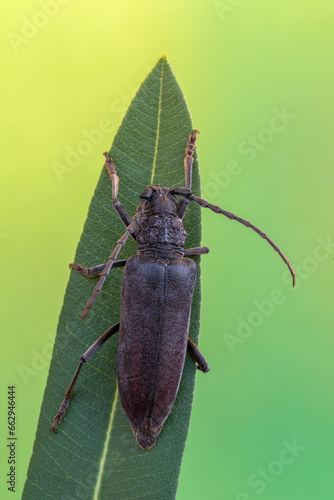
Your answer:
[93,386,119,499]
[92,61,165,498]
[150,57,164,185]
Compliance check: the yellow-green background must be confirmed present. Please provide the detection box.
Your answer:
[1,1,333,499]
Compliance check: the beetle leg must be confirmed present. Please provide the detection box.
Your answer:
[184,129,199,190]
[177,130,199,219]
[187,338,210,373]
[183,246,210,256]
[50,322,120,432]
[69,259,127,277]
[113,201,132,228]
[103,152,136,240]
[81,198,148,319]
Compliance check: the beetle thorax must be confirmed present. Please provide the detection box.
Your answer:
[136,213,187,255]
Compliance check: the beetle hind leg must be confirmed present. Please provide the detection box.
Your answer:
[50,322,120,433]
[187,337,210,373]
[131,424,163,450]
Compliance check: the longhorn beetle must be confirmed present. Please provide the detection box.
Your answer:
[51,130,295,449]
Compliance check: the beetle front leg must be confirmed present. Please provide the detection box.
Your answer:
[69,259,127,277]
[81,196,148,319]
[187,337,210,373]
[51,322,120,432]
[103,152,136,241]
[177,130,199,219]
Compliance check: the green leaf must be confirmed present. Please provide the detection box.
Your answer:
[23,55,202,500]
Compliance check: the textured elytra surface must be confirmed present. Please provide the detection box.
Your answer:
[118,255,197,440]
[23,55,202,500]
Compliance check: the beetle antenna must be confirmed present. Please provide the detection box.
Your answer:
[188,193,295,286]
[81,197,148,319]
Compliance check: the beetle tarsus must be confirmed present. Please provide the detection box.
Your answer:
[103,152,119,202]
[196,362,210,373]
[185,129,199,156]
[50,398,70,432]
[69,263,88,275]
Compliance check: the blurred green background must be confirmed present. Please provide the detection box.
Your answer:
[1,1,333,499]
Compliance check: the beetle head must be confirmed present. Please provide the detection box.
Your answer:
[141,186,178,217]
[136,186,187,254]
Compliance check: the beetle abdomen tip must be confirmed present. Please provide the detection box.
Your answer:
[131,424,163,450]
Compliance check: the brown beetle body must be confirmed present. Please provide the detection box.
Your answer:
[51,131,294,449]
[118,254,197,449]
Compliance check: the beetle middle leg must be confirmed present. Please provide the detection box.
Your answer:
[50,322,120,432]
[183,246,210,256]
[187,338,210,373]
[69,259,127,277]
